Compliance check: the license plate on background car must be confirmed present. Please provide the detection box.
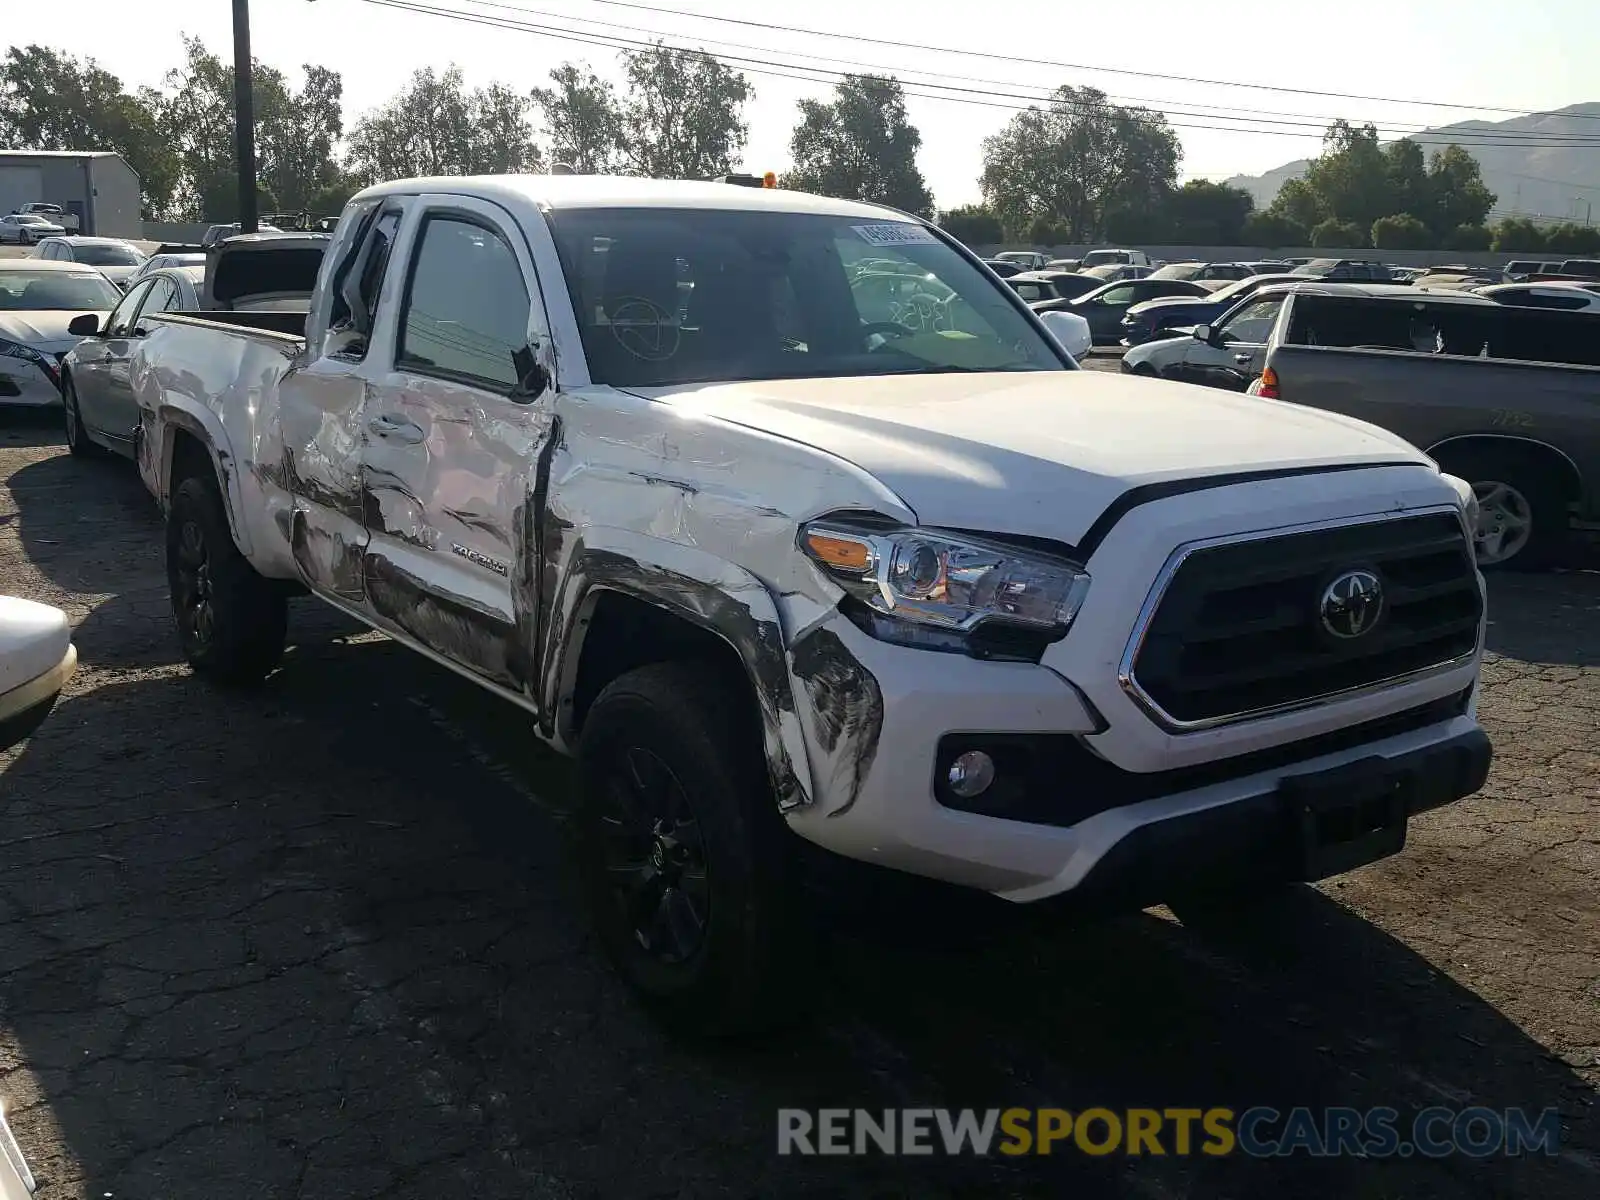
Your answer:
[1278,758,1413,880]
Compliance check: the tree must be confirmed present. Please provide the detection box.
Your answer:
[1424,146,1495,238]
[1370,213,1432,250]
[1446,223,1492,251]
[1491,217,1546,253]
[1540,223,1600,255]
[1163,179,1254,243]
[155,37,347,220]
[621,45,751,179]
[784,75,933,216]
[979,86,1179,241]
[347,65,540,185]
[1267,122,1495,244]
[1025,215,1070,246]
[1310,217,1368,248]
[938,204,1003,246]
[1241,210,1307,246]
[532,63,624,174]
[0,45,178,217]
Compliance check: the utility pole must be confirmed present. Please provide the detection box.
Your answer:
[232,0,258,233]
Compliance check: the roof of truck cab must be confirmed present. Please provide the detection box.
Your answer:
[351,174,925,221]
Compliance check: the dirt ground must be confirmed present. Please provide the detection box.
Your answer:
[0,408,1596,1199]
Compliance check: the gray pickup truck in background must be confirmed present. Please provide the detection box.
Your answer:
[1246,286,1600,569]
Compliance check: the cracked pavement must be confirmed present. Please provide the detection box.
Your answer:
[1,412,1596,1198]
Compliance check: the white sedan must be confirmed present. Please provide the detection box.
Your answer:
[0,214,65,244]
[0,260,123,407]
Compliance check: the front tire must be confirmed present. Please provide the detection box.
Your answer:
[166,473,287,684]
[576,662,806,1037]
[1435,446,1569,570]
[61,374,98,458]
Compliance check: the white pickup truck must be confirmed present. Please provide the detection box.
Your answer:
[128,175,1492,1034]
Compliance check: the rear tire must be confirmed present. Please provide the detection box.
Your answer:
[1434,445,1570,571]
[576,662,808,1038]
[167,473,287,684]
[61,374,99,458]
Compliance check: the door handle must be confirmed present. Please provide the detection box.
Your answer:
[1234,353,1254,364]
[367,414,424,443]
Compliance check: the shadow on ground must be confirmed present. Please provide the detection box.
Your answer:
[1,628,1593,1198]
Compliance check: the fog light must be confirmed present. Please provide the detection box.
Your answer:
[946,750,996,799]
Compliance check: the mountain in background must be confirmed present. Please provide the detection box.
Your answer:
[1224,103,1600,224]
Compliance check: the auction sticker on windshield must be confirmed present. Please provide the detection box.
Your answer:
[852,224,939,246]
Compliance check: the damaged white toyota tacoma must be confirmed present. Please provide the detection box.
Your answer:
[128,176,1492,1033]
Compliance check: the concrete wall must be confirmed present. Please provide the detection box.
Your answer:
[87,155,141,239]
[142,221,212,245]
[976,244,1513,268]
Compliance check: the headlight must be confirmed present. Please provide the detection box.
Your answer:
[0,336,59,385]
[800,520,1090,659]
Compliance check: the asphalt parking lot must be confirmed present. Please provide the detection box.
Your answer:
[1,408,1597,1199]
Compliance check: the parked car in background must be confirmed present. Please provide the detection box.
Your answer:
[1503,259,1547,280]
[1080,247,1151,268]
[1045,258,1082,271]
[1121,283,1305,387]
[1240,260,1292,274]
[1081,263,1153,283]
[1290,258,1394,282]
[1475,281,1600,311]
[1386,266,1423,283]
[1119,272,1304,345]
[31,237,147,289]
[127,251,206,284]
[62,236,328,457]
[1148,261,1254,282]
[1043,276,1215,343]
[982,258,1024,278]
[1247,284,1600,568]
[14,202,80,234]
[1006,270,1101,302]
[0,595,78,757]
[1283,257,1313,267]
[201,221,283,247]
[0,213,66,244]
[0,260,123,407]
[992,250,1049,270]
[1415,264,1507,289]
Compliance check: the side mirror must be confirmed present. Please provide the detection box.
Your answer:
[68,313,100,337]
[1191,324,1213,344]
[1039,309,1093,362]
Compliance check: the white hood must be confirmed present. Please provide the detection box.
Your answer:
[635,371,1433,543]
[0,310,94,350]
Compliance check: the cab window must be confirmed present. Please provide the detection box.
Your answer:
[396,215,530,391]
[1216,297,1284,344]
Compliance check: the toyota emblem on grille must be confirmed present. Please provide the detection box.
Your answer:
[1320,569,1383,639]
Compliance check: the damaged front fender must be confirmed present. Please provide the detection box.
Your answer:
[543,531,816,812]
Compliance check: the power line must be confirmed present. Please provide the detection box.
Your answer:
[471,0,1600,123]
[358,0,1600,151]
[430,0,1600,146]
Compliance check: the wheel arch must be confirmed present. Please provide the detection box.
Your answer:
[159,405,254,558]
[544,534,813,814]
[1426,434,1585,506]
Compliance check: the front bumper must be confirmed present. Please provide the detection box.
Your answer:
[0,359,60,407]
[782,614,1488,905]
[0,641,76,755]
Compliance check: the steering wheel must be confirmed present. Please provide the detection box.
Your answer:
[860,320,916,343]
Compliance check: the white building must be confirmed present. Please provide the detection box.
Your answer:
[0,151,142,239]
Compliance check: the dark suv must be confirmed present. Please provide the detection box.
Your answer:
[1290,258,1393,282]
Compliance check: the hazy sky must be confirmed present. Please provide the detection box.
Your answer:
[11,0,1599,208]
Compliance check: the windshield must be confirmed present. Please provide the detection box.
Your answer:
[1205,275,1279,305]
[545,207,1067,387]
[15,215,50,225]
[73,244,143,266]
[1082,250,1127,266]
[1149,264,1201,280]
[0,270,123,310]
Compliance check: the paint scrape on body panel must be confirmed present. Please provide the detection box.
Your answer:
[789,626,884,818]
